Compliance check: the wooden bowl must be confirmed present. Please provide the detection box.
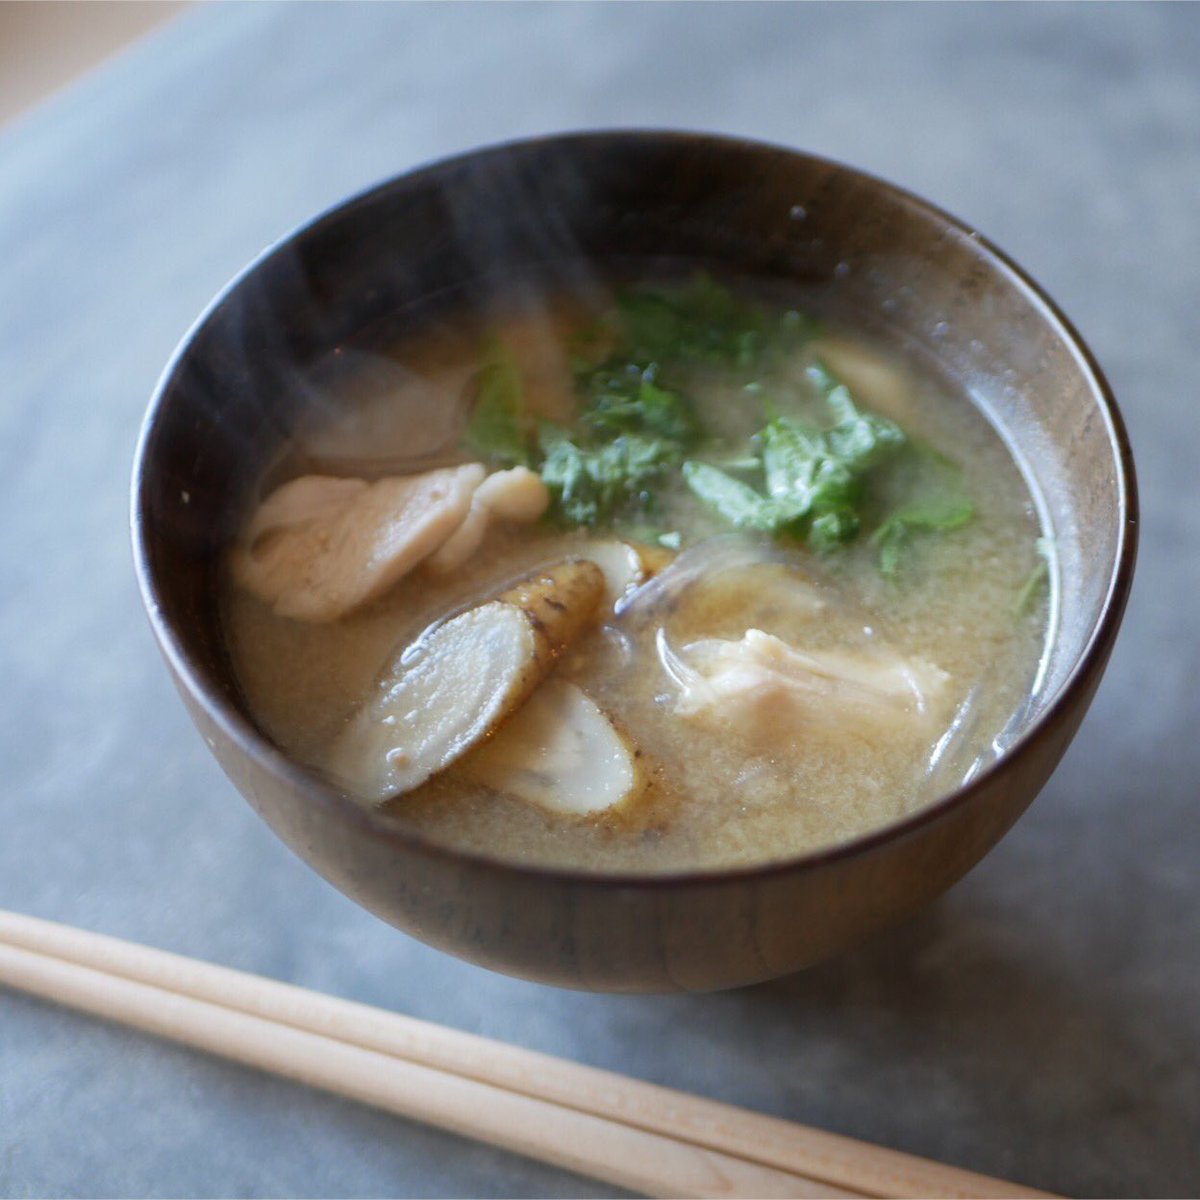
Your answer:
[132,132,1136,991]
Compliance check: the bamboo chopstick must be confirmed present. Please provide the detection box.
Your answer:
[0,911,1053,1199]
[0,939,832,1199]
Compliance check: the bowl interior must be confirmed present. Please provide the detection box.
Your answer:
[135,131,1134,870]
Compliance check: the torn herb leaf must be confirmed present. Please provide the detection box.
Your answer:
[614,273,813,372]
[685,364,907,552]
[871,443,975,576]
[807,361,907,467]
[539,425,682,526]
[873,495,975,576]
[576,360,701,446]
[1013,536,1055,615]
[681,461,790,531]
[462,337,531,467]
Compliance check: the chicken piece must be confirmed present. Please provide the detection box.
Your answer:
[232,464,485,622]
[299,353,472,477]
[809,336,917,428]
[474,466,550,521]
[459,679,644,816]
[425,467,550,575]
[236,465,486,619]
[422,502,491,575]
[244,475,368,534]
[666,628,949,744]
[329,559,605,801]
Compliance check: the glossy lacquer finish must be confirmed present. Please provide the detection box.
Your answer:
[133,132,1136,991]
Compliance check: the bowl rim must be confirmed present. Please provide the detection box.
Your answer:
[131,127,1139,890]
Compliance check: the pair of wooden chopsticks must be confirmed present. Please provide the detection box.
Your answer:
[0,910,1052,1199]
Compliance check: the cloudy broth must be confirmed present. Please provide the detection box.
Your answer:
[223,277,1051,872]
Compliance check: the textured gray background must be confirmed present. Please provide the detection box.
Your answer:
[1,3,1197,1196]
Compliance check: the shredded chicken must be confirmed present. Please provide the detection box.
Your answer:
[665,628,949,742]
[232,464,485,621]
[425,466,549,574]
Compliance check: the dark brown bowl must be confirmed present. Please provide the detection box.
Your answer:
[132,131,1136,992]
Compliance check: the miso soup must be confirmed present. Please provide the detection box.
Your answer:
[223,274,1052,872]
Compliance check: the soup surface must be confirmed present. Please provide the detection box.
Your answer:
[223,274,1052,872]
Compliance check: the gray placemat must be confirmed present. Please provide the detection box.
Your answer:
[2,4,1196,1196]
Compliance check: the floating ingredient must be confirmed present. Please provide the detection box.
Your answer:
[232,464,485,621]
[459,679,645,816]
[328,560,605,801]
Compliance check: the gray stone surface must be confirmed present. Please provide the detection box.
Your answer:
[1,3,1197,1196]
